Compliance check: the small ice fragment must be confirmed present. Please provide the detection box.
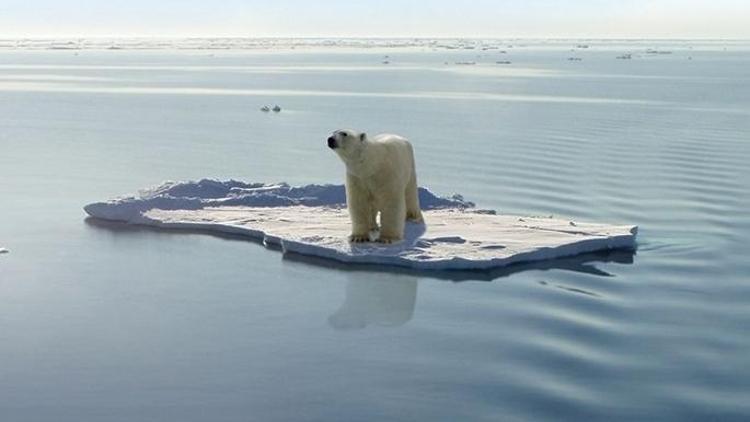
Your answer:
[272,105,281,112]
[0,248,9,254]
[480,245,506,250]
[471,209,496,215]
[426,236,466,244]
[260,106,270,112]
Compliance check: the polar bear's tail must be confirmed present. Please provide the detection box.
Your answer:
[406,179,423,223]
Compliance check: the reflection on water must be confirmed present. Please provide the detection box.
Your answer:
[2,224,628,338]
[0,81,663,104]
[329,275,418,330]
[85,219,635,333]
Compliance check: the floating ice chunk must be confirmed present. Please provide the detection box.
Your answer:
[0,247,8,254]
[84,180,636,271]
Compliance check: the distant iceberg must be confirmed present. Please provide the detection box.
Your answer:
[84,179,636,271]
[646,49,672,55]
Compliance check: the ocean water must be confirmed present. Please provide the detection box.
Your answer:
[1,40,749,421]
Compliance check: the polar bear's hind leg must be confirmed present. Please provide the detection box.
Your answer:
[405,172,423,223]
[377,193,406,244]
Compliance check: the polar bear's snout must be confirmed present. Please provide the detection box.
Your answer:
[327,136,337,149]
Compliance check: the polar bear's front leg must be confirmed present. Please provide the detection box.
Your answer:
[377,192,406,244]
[346,173,372,242]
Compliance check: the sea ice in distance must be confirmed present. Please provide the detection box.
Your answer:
[84,179,637,271]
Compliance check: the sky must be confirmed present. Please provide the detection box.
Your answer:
[1,0,748,39]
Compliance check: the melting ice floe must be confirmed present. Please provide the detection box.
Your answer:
[84,179,637,271]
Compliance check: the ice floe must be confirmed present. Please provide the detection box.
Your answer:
[84,179,637,271]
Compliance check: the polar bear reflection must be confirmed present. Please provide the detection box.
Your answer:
[328,274,418,330]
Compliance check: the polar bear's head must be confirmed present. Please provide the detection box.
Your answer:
[327,129,367,161]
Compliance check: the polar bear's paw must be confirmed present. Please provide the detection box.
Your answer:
[349,234,371,243]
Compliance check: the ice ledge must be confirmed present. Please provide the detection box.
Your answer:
[83,179,637,271]
[83,179,473,222]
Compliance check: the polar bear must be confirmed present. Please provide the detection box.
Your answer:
[327,129,423,243]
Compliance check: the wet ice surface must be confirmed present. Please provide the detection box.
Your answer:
[84,179,637,270]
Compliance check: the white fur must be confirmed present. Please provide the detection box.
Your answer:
[328,129,423,243]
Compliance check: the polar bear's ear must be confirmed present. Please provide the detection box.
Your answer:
[360,132,366,141]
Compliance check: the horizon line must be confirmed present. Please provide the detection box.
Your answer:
[2,36,749,41]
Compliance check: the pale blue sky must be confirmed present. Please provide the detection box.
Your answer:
[1,0,748,38]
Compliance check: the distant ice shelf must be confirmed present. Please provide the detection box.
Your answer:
[84,179,637,271]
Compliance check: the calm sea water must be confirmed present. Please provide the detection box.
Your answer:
[1,41,749,421]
